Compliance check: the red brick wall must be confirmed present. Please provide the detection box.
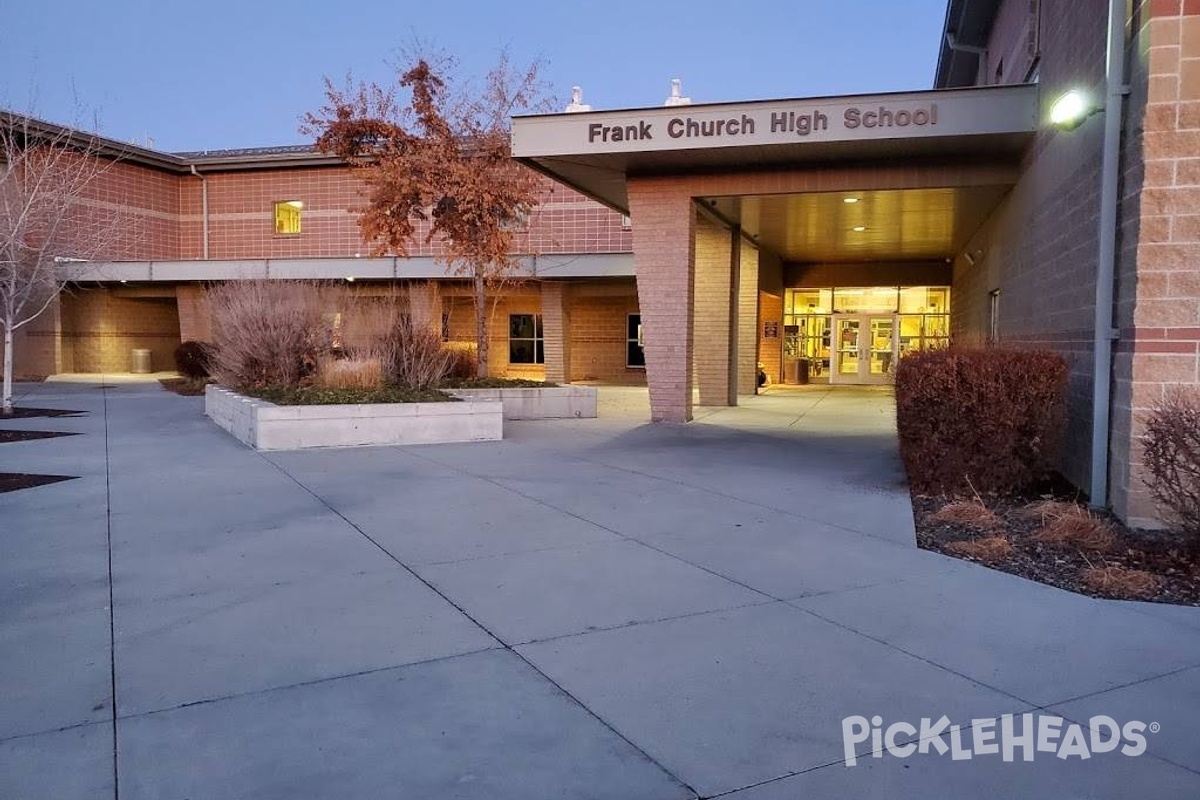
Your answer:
[180,169,631,260]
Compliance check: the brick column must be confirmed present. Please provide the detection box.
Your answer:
[694,214,735,406]
[737,240,761,396]
[1110,2,1200,526]
[628,180,695,422]
[176,284,213,342]
[541,281,571,384]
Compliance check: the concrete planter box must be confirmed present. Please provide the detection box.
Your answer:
[204,386,502,450]
[443,385,597,420]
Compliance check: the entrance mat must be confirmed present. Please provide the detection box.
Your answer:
[0,473,79,493]
[0,407,87,418]
[0,430,80,444]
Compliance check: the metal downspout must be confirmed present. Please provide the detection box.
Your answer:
[189,164,209,259]
[1090,0,1128,506]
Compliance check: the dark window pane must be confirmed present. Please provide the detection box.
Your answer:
[535,315,544,337]
[510,340,535,364]
[627,341,646,367]
[535,340,545,364]
[510,314,534,339]
[627,314,641,339]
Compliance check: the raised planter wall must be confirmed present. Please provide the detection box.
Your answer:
[443,385,597,420]
[205,386,503,450]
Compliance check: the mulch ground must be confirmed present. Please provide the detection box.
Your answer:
[0,407,86,418]
[159,377,210,396]
[0,430,79,444]
[915,494,1200,606]
[0,473,78,493]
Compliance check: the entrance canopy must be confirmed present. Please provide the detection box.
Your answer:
[512,84,1039,214]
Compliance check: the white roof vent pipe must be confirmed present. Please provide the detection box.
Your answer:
[564,86,592,113]
[664,78,691,106]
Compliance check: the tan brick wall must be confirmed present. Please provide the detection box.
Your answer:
[176,284,213,343]
[566,280,644,385]
[1111,0,1200,526]
[541,282,570,383]
[60,288,180,372]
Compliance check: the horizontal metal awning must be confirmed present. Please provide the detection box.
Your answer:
[512,84,1039,213]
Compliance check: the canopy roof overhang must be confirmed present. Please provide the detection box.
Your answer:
[512,84,1040,215]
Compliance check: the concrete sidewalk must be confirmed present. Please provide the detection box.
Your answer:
[1,380,1198,799]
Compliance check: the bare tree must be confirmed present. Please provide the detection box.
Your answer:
[0,112,126,413]
[303,49,553,377]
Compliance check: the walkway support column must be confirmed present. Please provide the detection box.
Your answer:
[540,281,571,384]
[737,239,761,396]
[694,213,735,406]
[628,180,695,422]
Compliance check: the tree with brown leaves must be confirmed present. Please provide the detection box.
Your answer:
[304,51,551,377]
[0,112,128,414]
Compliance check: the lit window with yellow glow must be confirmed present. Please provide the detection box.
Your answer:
[274,200,303,235]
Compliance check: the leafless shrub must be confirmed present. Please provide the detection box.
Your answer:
[1141,389,1200,547]
[208,281,335,391]
[316,356,382,390]
[1032,508,1118,553]
[930,499,1004,531]
[946,536,1015,562]
[1080,566,1160,599]
[444,343,478,380]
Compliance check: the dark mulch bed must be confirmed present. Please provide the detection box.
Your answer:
[0,407,87,419]
[915,494,1200,606]
[0,473,78,493]
[245,385,455,405]
[159,377,211,396]
[0,430,79,444]
[441,377,559,389]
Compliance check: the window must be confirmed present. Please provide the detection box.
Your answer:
[509,314,544,364]
[620,214,633,230]
[627,313,645,368]
[274,200,302,235]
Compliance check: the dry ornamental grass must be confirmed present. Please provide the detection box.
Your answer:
[1081,566,1160,599]
[929,499,1004,531]
[946,536,1015,562]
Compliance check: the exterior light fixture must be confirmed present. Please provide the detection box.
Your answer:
[346,276,356,282]
[843,197,860,204]
[1049,89,1098,130]
[852,225,867,232]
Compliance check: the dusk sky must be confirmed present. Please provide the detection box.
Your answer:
[1,0,948,153]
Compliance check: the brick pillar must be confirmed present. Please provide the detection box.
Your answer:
[1110,3,1200,526]
[694,213,735,406]
[737,240,761,396]
[628,180,695,422]
[541,281,571,384]
[176,284,213,342]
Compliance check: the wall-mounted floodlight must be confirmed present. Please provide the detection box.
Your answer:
[1049,89,1099,130]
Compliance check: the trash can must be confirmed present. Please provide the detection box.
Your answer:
[783,359,799,385]
[130,348,153,374]
[797,358,810,385]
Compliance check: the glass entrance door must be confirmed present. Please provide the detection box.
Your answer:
[831,314,897,384]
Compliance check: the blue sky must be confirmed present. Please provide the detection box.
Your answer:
[0,0,948,153]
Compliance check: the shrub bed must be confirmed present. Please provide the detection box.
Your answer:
[174,341,213,379]
[244,386,454,406]
[895,347,1068,496]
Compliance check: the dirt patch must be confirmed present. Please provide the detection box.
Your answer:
[0,473,78,493]
[0,430,79,444]
[0,407,87,419]
[915,495,1200,606]
[159,377,211,396]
